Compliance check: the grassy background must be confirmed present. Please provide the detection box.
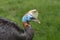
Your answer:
[0,0,60,40]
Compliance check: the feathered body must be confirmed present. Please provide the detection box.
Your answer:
[0,18,34,40]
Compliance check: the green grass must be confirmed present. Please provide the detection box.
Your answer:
[0,0,60,40]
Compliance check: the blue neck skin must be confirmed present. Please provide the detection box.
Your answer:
[22,14,35,27]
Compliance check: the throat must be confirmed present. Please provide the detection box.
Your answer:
[23,22,31,28]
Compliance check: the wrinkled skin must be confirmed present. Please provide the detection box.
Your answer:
[0,18,34,40]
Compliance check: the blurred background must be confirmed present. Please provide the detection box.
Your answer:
[0,0,60,40]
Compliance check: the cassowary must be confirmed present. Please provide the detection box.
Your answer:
[0,9,40,40]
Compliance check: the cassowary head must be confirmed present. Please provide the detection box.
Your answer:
[22,9,40,27]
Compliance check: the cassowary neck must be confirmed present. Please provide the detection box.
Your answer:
[17,22,34,40]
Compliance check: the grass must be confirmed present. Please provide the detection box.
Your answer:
[0,0,60,40]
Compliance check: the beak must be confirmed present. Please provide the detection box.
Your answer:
[37,20,40,24]
[36,19,40,24]
[32,18,40,24]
